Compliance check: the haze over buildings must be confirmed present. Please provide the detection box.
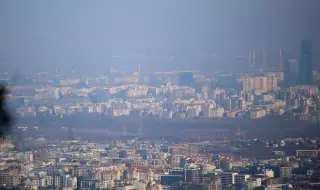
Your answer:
[1,1,320,189]
[1,1,320,72]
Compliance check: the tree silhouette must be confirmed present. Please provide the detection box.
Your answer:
[0,85,12,137]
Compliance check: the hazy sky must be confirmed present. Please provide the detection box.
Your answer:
[1,0,319,72]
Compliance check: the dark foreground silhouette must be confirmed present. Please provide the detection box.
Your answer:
[0,85,12,137]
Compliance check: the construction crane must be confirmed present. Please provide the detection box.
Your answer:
[234,124,247,140]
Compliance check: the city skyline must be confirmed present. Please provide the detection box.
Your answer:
[1,1,320,189]
[1,1,320,72]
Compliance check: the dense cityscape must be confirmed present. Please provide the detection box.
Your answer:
[1,40,319,123]
[0,38,320,190]
[2,1,320,190]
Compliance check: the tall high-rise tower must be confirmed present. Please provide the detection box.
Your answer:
[249,49,256,68]
[279,49,284,71]
[283,50,291,83]
[262,51,267,69]
[299,39,313,84]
